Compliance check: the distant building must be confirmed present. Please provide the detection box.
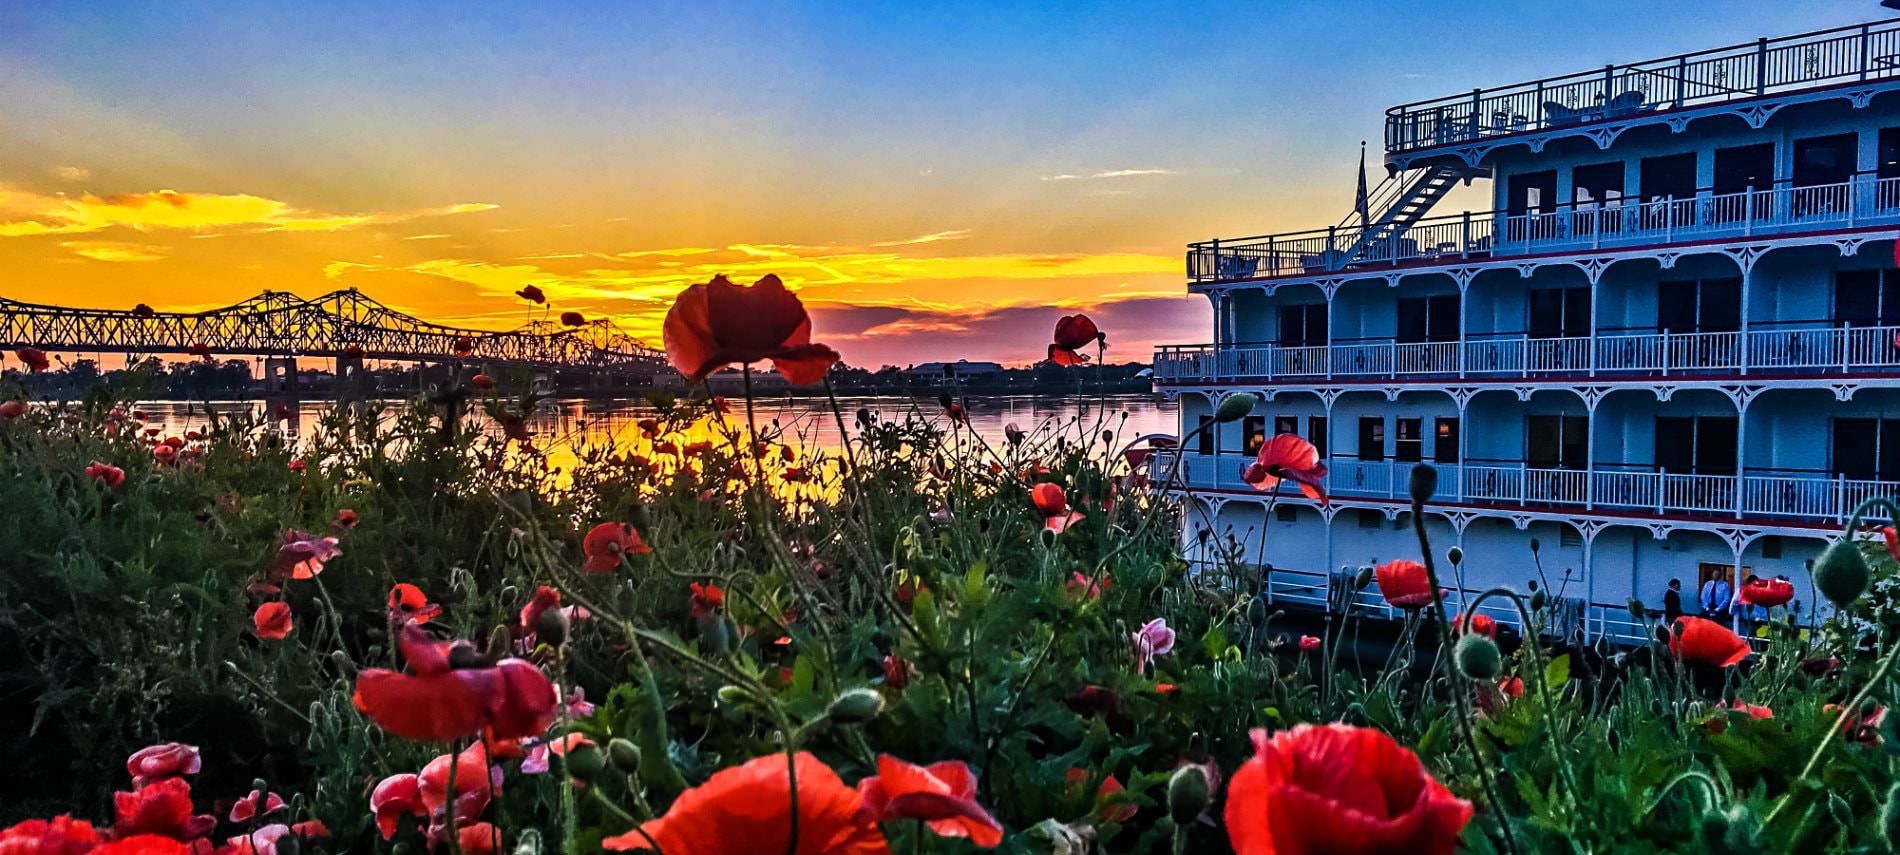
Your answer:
[703,368,790,394]
[904,360,1005,386]
[1155,16,1900,646]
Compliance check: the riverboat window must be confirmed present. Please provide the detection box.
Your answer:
[1528,287,1590,339]
[1197,416,1215,456]
[1882,128,1900,180]
[1793,133,1856,188]
[1640,153,1696,202]
[1658,278,1741,334]
[1309,416,1328,454]
[1243,416,1267,455]
[1655,416,1737,476]
[1507,170,1556,215]
[1397,294,1460,343]
[1527,415,1588,470]
[1435,417,1460,463]
[1573,162,1624,207]
[1833,418,1900,481]
[1395,418,1423,463]
[1358,417,1386,462]
[1278,303,1327,348]
[1834,269,1900,327]
[1275,416,1299,436]
[1714,143,1774,194]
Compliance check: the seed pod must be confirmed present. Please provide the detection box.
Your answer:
[564,742,607,782]
[1446,546,1463,566]
[1828,793,1853,829]
[1529,537,1541,554]
[607,738,642,774]
[827,688,885,724]
[1454,634,1503,680]
[1408,464,1438,504]
[1166,766,1210,824]
[1352,566,1375,590]
[1213,393,1259,424]
[716,685,750,706]
[1815,541,1870,607]
[1530,589,1547,611]
[698,615,736,656]
[1627,599,1647,620]
[535,606,569,648]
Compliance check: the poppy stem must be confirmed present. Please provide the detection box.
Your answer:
[1408,490,1521,855]
[1462,588,1585,808]
[1765,631,1900,825]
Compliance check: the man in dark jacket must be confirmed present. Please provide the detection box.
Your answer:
[1663,578,1684,623]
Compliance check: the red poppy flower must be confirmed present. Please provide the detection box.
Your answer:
[602,752,888,854]
[1242,434,1328,505]
[661,274,841,385]
[1031,482,1086,534]
[560,311,586,327]
[334,508,358,529]
[127,743,200,786]
[1886,527,1900,563]
[1824,703,1889,745]
[1499,677,1524,698]
[1154,683,1179,694]
[133,303,156,317]
[86,461,127,488]
[274,530,342,580]
[1064,769,1136,824]
[1454,612,1497,638]
[344,344,366,359]
[452,336,475,356]
[1067,571,1105,600]
[689,581,726,619]
[470,374,495,390]
[113,778,215,841]
[388,583,442,624]
[369,774,424,839]
[856,755,1002,847]
[454,823,500,855]
[91,835,191,855]
[1738,577,1794,608]
[582,522,649,573]
[218,824,292,855]
[418,742,503,827]
[519,586,561,634]
[1225,724,1470,855]
[1667,616,1751,668]
[352,624,557,742]
[291,821,328,839]
[0,400,25,419]
[1374,560,1438,609]
[187,343,210,358]
[15,348,50,373]
[1048,314,1102,366]
[0,816,101,855]
[227,791,287,823]
[163,436,185,449]
[253,602,293,640]
[1299,635,1322,652]
[152,444,177,465]
[882,655,911,689]
[516,285,546,304]
[637,418,660,436]
[287,459,306,472]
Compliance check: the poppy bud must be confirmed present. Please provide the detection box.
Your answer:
[1530,589,1548,611]
[1352,566,1374,590]
[1719,804,1763,852]
[827,688,884,724]
[1454,634,1502,680]
[856,408,873,427]
[535,606,569,647]
[1408,464,1437,504]
[512,830,544,855]
[698,615,736,656]
[716,685,750,706]
[937,392,954,411]
[1246,598,1268,627]
[564,742,607,782]
[1828,793,1853,829]
[1166,766,1210,824]
[1446,546,1463,566]
[607,738,642,774]
[1039,528,1056,548]
[1815,541,1870,607]
[1213,393,1258,424]
[1628,599,1647,620]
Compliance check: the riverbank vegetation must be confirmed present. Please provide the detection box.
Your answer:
[3,276,1900,854]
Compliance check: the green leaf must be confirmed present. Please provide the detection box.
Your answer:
[963,561,990,607]
[1543,653,1570,689]
[1200,625,1231,660]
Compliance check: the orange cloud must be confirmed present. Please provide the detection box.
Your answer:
[0,186,496,237]
[60,240,171,262]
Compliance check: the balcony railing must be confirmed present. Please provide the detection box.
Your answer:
[1153,324,1900,383]
[1385,19,1900,153]
[1188,174,1900,283]
[1155,453,1892,524]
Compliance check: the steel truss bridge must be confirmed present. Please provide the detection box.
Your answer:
[0,289,666,372]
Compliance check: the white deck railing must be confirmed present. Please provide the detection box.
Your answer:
[1188,174,1900,282]
[1153,452,1894,524]
[1153,324,1900,383]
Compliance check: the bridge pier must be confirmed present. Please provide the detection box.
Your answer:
[262,356,301,427]
[335,353,369,404]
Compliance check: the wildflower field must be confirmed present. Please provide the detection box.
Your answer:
[6,275,1900,855]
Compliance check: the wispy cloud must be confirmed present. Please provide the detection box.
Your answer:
[401,233,452,241]
[1040,168,1175,182]
[54,165,89,182]
[870,229,970,247]
[60,240,170,262]
[0,186,497,237]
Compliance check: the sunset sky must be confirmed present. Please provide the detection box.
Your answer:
[0,1,1877,367]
